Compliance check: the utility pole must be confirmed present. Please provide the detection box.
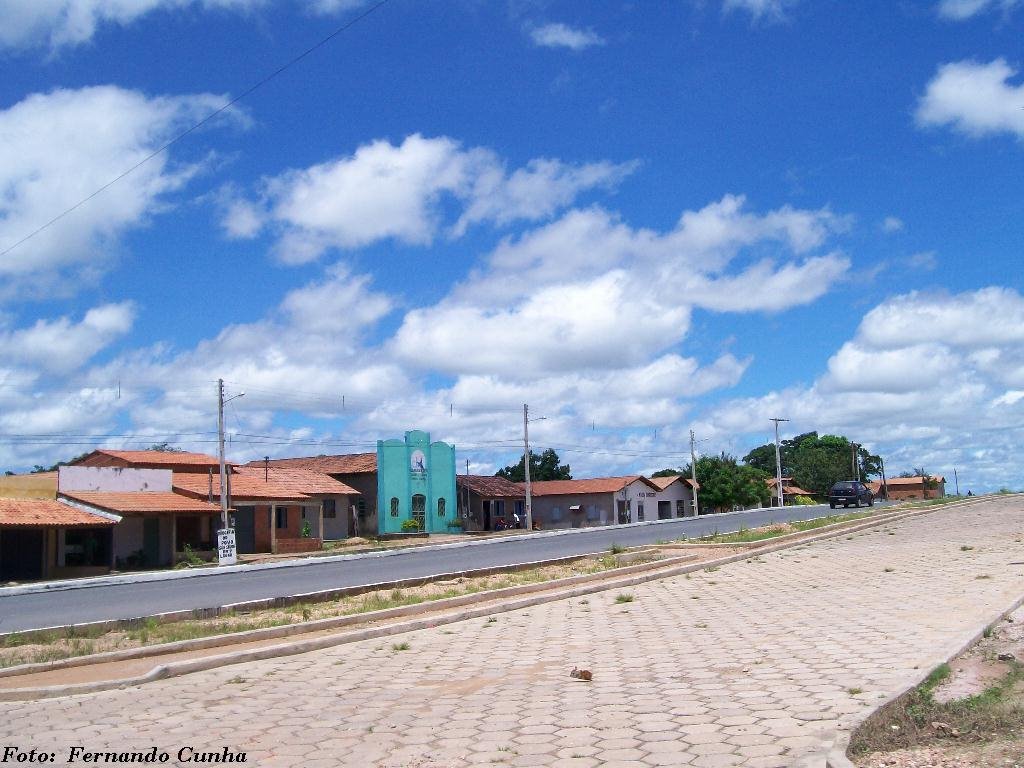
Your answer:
[770,418,789,508]
[218,379,229,532]
[954,467,960,496]
[523,404,533,532]
[880,455,888,500]
[216,379,245,533]
[851,443,861,482]
[689,429,700,517]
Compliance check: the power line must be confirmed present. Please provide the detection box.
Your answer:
[0,0,391,259]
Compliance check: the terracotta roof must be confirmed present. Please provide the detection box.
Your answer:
[234,467,360,496]
[172,473,309,503]
[73,449,225,469]
[457,475,525,498]
[765,478,813,496]
[254,453,378,474]
[529,476,660,496]
[0,498,118,527]
[648,474,700,491]
[59,491,222,515]
[883,476,946,485]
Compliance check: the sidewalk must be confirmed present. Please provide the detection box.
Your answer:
[2,497,1018,767]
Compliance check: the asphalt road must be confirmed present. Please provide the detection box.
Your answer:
[0,502,886,633]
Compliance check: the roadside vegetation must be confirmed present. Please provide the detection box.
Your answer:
[850,661,1024,757]
[689,511,872,544]
[0,550,668,669]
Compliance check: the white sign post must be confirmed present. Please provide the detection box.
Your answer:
[217,528,237,566]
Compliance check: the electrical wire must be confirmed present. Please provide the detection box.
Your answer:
[0,0,391,259]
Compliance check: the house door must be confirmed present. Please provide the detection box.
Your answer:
[143,517,161,566]
[411,494,426,531]
[234,507,256,554]
[0,529,44,581]
[658,500,671,520]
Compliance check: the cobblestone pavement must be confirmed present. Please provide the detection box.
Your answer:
[2,498,1023,768]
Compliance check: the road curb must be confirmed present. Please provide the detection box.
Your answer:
[0,502,963,701]
[0,502,932,648]
[0,502,884,597]
[0,551,695,679]
[824,590,1024,767]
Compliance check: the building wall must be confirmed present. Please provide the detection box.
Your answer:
[530,492,614,529]
[253,503,304,553]
[651,482,696,518]
[333,473,377,536]
[319,495,350,540]
[377,431,456,534]
[112,516,145,565]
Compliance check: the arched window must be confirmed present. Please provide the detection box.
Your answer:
[437,498,446,517]
[390,497,399,517]
[411,494,426,513]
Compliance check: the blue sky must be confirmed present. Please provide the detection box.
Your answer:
[0,0,1022,491]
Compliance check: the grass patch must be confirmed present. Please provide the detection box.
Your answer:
[609,543,626,555]
[0,547,667,669]
[391,642,410,652]
[696,512,871,544]
[614,593,634,604]
[850,662,1024,755]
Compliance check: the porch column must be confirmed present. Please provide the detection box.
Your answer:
[270,505,277,554]
[318,501,324,542]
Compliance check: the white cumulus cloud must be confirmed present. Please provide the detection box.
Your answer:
[225,134,637,264]
[917,59,1024,140]
[529,23,605,51]
[0,85,239,296]
[937,0,1020,20]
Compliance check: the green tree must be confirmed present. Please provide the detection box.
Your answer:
[496,448,571,482]
[744,432,881,497]
[694,453,771,512]
[651,468,683,478]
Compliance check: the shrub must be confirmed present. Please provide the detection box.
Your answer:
[792,495,817,506]
[400,519,421,532]
[300,520,312,538]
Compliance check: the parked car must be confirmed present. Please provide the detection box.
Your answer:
[828,481,874,509]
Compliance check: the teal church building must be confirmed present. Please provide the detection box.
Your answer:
[376,431,457,534]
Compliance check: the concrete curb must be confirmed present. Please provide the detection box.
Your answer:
[0,551,694,679]
[0,502,960,701]
[0,503,854,597]
[824,590,1024,767]
[0,502,931,645]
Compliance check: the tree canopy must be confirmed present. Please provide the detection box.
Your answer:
[691,453,771,512]
[742,431,881,496]
[496,448,571,482]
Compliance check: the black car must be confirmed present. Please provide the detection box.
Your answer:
[828,481,874,509]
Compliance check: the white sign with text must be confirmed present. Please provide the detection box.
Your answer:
[217,528,237,566]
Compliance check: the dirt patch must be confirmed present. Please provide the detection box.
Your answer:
[850,605,1024,768]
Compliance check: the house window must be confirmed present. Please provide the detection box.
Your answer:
[275,508,288,529]
[63,529,108,567]
[323,499,337,519]
[551,506,563,522]
[586,505,600,522]
[637,503,644,522]
[437,498,446,517]
[412,495,426,512]
[676,500,685,517]
[390,497,399,517]
[358,498,367,517]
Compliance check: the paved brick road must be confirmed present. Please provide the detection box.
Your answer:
[2,499,1022,768]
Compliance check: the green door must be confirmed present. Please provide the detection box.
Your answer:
[143,517,161,567]
[411,494,425,531]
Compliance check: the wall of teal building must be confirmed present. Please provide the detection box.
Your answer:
[376,430,456,534]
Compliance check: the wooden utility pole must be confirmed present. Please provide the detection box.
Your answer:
[523,404,533,531]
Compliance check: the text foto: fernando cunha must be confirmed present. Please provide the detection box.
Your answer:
[2,747,247,763]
